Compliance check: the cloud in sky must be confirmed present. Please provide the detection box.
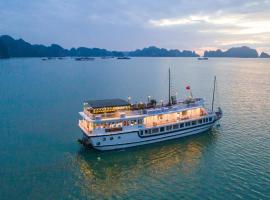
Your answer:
[1,0,270,54]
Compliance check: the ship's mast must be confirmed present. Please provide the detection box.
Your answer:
[168,68,171,106]
[211,76,216,111]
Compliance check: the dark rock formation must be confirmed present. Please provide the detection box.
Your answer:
[204,46,259,58]
[0,35,123,58]
[259,52,270,58]
[128,46,199,57]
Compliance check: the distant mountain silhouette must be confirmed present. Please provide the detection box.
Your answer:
[128,46,199,57]
[0,38,9,58]
[1,35,269,59]
[204,46,258,58]
[259,52,270,58]
[0,35,123,58]
[0,35,199,58]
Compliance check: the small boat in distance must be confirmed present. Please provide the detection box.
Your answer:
[41,57,57,61]
[75,57,95,61]
[78,69,222,151]
[117,56,131,59]
[198,57,208,60]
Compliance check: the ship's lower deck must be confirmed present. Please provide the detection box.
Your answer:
[79,115,217,150]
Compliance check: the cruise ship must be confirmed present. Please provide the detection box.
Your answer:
[78,70,222,151]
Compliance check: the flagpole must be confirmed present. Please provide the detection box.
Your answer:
[168,68,171,106]
[211,76,216,112]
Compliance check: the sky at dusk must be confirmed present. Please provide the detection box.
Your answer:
[1,0,270,54]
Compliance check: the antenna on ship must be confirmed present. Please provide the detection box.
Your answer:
[211,76,216,111]
[168,68,171,106]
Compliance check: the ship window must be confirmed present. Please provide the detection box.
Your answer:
[198,119,202,124]
[192,121,197,126]
[173,124,179,129]
[209,117,213,121]
[97,142,100,146]
[118,136,121,139]
[152,128,159,133]
[140,130,143,135]
[185,122,190,127]
[138,119,143,124]
[102,137,106,141]
[205,118,209,122]
[110,137,113,140]
[144,130,148,134]
[131,120,137,125]
[182,110,187,115]
[149,129,152,134]
[158,114,163,120]
[180,123,184,128]
[166,126,172,131]
[117,122,122,128]
[160,127,165,132]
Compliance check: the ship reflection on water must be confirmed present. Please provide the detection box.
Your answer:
[75,129,220,198]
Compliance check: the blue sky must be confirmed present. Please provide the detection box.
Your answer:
[1,0,270,54]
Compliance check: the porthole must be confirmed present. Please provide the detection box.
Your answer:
[102,137,106,141]
[118,136,121,139]
[110,137,113,140]
[97,142,101,146]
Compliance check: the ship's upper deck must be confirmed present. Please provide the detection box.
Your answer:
[80,97,205,122]
[84,98,131,114]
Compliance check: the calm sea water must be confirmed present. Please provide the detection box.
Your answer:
[0,57,270,200]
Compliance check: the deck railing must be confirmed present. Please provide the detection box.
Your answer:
[84,110,142,120]
[144,113,206,128]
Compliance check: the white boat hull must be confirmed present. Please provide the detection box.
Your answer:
[85,122,215,151]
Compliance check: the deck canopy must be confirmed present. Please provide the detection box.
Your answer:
[85,98,130,114]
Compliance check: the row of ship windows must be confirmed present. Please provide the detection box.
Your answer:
[140,117,213,136]
[96,117,213,145]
